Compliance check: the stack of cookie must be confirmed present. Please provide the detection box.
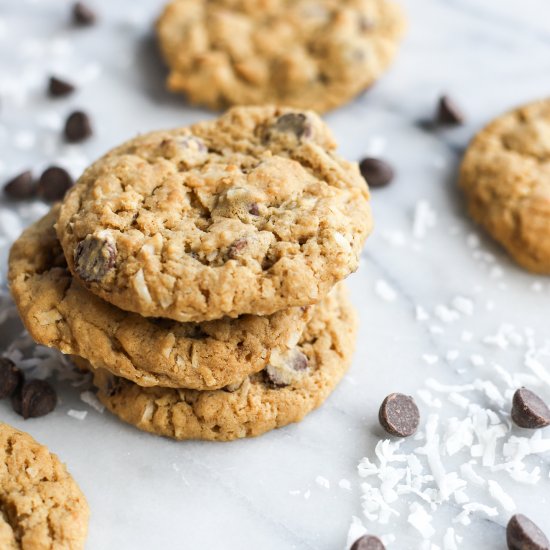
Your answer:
[8,106,372,441]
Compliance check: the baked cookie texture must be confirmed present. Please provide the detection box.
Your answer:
[156,0,405,113]
[84,282,357,441]
[9,207,313,390]
[460,98,550,273]
[0,423,89,550]
[56,106,372,322]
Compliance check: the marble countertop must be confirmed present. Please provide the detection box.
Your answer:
[1,0,550,548]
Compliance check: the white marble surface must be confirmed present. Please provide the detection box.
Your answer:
[1,1,550,548]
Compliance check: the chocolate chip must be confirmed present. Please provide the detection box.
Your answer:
[270,113,312,140]
[74,234,117,282]
[12,380,57,419]
[227,238,248,259]
[0,358,24,399]
[436,95,465,126]
[264,349,308,388]
[351,535,386,550]
[507,514,550,550]
[511,388,550,429]
[359,158,394,188]
[379,393,420,437]
[73,2,96,26]
[248,203,260,216]
[37,166,73,201]
[64,110,92,142]
[3,170,36,199]
[48,76,75,97]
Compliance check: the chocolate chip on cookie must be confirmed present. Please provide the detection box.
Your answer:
[227,237,249,259]
[264,349,309,388]
[37,166,73,201]
[436,94,465,126]
[12,380,57,419]
[64,110,93,143]
[74,234,117,282]
[0,358,23,399]
[359,158,394,188]
[511,388,550,429]
[379,393,420,437]
[48,76,75,97]
[3,170,36,199]
[269,113,312,141]
[506,514,550,550]
[351,535,386,550]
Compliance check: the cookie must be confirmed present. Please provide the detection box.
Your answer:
[156,0,405,113]
[83,282,357,441]
[0,423,89,550]
[9,208,314,390]
[460,98,550,273]
[56,106,372,322]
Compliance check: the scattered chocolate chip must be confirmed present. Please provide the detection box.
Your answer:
[227,238,248,259]
[3,170,36,199]
[359,157,394,188]
[74,234,117,282]
[248,203,259,216]
[48,76,75,97]
[507,514,550,550]
[511,388,550,429]
[379,393,420,437]
[37,166,74,201]
[73,2,96,26]
[0,358,24,399]
[64,110,92,143]
[351,535,386,550]
[270,113,312,140]
[436,95,465,126]
[12,380,57,419]
[264,349,308,388]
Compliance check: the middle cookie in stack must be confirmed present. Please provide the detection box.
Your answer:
[9,106,372,440]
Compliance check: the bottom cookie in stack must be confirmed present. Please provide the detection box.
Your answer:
[75,283,357,441]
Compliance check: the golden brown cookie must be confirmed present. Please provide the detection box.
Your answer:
[156,0,405,113]
[9,208,314,390]
[460,98,550,273]
[84,282,357,441]
[56,106,372,322]
[0,423,89,550]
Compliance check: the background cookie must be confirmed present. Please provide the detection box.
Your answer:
[57,106,372,322]
[9,208,315,390]
[157,0,405,113]
[460,98,550,273]
[0,423,89,550]
[85,282,357,441]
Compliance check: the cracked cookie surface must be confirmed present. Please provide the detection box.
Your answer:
[83,282,357,441]
[9,208,314,390]
[157,0,405,113]
[460,98,550,273]
[56,106,372,322]
[0,423,89,550]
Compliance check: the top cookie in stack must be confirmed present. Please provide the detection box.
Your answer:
[55,106,372,322]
